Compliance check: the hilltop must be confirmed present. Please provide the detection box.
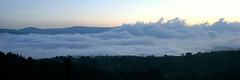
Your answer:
[0,26,114,34]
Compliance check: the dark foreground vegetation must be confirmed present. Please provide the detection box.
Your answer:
[1,50,240,80]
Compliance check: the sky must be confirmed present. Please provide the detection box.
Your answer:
[0,0,240,29]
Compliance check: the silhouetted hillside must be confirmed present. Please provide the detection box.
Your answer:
[1,50,240,80]
[0,26,113,34]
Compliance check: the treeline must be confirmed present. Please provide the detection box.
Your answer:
[0,50,240,80]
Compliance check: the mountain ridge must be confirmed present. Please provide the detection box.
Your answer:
[0,26,114,34]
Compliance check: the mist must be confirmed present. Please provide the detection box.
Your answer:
[0,18,240,58]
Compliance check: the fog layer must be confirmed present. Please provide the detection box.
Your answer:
[1,18,240,58]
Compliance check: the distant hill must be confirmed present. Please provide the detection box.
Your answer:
[0,26,114,34]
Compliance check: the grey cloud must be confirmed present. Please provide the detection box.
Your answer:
[112,18,240,39]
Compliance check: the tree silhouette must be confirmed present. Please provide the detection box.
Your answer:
[148,68,163,80]
[63,58,72,80]
[1,50,240,80]
[185,52,192,56]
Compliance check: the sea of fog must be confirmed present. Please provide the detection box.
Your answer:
[1,18,240,58]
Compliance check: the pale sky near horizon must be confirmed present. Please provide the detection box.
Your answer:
[0,0,240,29]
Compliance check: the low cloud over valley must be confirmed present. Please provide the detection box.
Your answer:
[1,18,240,58]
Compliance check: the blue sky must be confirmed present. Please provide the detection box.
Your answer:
[0,0,240,29]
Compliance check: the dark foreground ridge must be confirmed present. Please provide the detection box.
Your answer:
[1,50,240,80]
[0,26,113,34]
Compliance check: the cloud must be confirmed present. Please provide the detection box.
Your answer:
[0,18,240,58]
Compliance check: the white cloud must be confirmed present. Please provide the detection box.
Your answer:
[0,18,240,58]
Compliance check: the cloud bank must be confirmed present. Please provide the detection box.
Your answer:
[0,18,240,58]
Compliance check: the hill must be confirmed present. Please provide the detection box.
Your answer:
[0,26,114,34]
[1,50,240,80]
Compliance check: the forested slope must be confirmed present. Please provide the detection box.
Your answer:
[1,50,240,80]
